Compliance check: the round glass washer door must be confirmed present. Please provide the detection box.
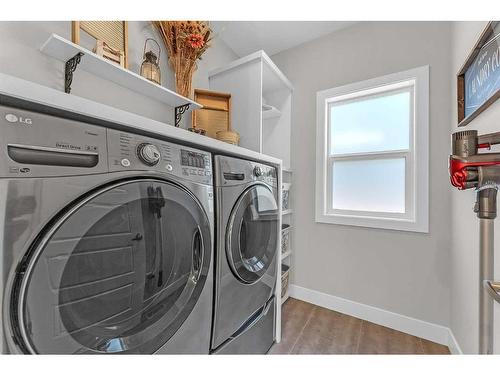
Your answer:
[11,178,211,354]
[226,183,279,284]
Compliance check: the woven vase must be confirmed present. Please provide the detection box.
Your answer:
[169,56,197,99]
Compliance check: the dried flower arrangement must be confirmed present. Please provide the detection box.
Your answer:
[153,21,212,98]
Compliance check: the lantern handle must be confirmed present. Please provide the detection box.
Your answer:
[144,38,161,63]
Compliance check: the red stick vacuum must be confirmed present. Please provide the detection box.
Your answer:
[450,130,500,354]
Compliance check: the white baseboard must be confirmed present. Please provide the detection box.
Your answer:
[289,284,462,354]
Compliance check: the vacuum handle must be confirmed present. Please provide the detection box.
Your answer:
[479,131,500,147]
[484,280,500,304]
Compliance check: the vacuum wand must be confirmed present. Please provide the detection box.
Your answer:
[450,129,500,354]
[475,187,496,354]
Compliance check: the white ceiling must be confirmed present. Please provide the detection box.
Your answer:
[211,21,357,57]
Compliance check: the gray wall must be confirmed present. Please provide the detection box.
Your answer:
[0,21,237,127]
[450,21,500,354]
[272,22,453,326]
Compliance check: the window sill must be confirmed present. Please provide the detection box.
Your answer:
[315,212,429,233]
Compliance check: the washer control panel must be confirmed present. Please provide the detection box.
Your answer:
[0,105,108,178]
[137,143,161,166]
[107,129,212,184]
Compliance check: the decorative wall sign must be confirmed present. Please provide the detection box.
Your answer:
[458,21,500,126]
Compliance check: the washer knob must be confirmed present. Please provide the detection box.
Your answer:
[137,143,160,166]
[253,166,263,177]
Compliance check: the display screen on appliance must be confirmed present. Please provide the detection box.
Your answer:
[181,150,206,168]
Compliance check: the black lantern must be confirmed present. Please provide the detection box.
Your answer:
[140,38,161,85]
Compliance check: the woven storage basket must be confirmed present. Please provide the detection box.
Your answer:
[282,183,291,211]
[216,130,240,145]
[281,224,291,254]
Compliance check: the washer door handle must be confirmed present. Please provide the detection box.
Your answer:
[192,226,204,282]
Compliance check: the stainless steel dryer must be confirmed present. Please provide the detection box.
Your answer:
[0,104,214,354]
[212,155,279,354]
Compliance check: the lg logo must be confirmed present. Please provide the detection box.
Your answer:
[5,113,32,125]
[5,114,18,123]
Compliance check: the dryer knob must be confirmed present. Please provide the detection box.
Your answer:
[137,143,160,166]
[253,166,263,177]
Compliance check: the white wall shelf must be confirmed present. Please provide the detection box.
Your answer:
[281,291,290,305]
[40,34,201,123]
[282,249,292,260]
[262,104,281,120]
[210,50,293,92]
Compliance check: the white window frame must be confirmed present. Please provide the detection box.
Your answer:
[315,66,429,232]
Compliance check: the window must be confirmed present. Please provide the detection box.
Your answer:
[315,66,429,232]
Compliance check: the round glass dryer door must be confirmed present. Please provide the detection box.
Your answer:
[12,178,211,354]
[226,184,279,284]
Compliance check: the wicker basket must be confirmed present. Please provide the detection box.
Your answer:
[282,183,291,211]
[216,130,240,145]
[281,264,290,299]
[281,224,291,254]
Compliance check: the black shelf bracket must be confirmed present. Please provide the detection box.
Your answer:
[65,52,84,94]
[174,104,191,127]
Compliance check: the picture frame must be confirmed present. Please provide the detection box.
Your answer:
[457,21,500,126]
[71,21,129,68]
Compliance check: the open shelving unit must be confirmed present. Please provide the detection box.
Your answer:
[40,34,201,126]
[281,169,293,306]
[282,249,292,260]
[208,50,293,170]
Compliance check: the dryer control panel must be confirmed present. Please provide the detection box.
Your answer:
[107,129,212,185]
[215,154,277,188]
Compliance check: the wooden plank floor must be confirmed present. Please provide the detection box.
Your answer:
[269,298,450,355]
